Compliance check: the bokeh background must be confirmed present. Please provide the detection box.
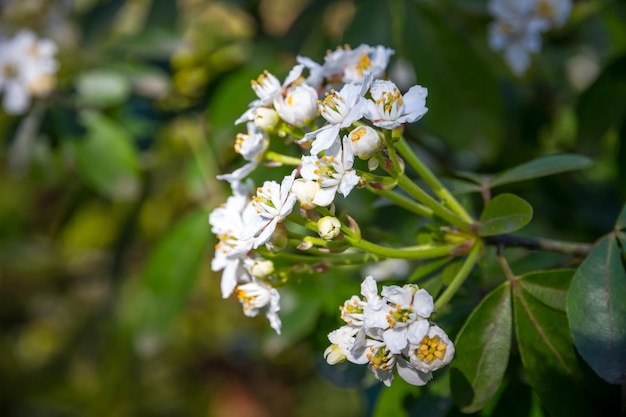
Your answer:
[1,0,625,416]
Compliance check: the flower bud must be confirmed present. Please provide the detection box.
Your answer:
[248,259,275,278]
[254,107,279,131]
[324,344,347,365]
[292,178,320,209]
[318,216,342,240]
[273,83,318,127]
[348,126,381,159]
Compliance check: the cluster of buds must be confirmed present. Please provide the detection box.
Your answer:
[488,0,572,75]
[324,276,454,386]
[0,30,58,115]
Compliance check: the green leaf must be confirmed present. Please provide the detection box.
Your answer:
[577,54,626,144]
[71,111,140,200]
[567,235,626,384]
[404,2,503,162]
[127,210,212,338]
[450,282,512,413]
[616,201,626,230]
[490,154,593,188]
[519,269,574,312]
[479,194,533,237]
[371,377,416,417]
[513,282,593,417]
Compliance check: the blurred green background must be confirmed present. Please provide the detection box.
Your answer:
[1,0,625,416]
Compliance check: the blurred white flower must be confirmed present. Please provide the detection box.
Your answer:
[0,30,58,115]
[348,125,381,160]
[273,81,319,127]
[217,123,268,184]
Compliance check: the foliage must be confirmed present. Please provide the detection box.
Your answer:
[1,0,625,416]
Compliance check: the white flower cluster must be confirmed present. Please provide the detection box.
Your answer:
[324,276,454,387]
[0,30,58,115]
[488,0,572,75]
[209,44,429,334]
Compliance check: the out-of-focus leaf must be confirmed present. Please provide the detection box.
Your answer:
[490,154,593,188]
[479,194,533,237]
[513,281,593,417]
[80,0,126,45]
[76,69,131,107]
[450,282,512,413]
[567,235,626,384]
[404,2,503,162]
[371,377,416,417]
[489,379,533,417]
[577,54,626,144]
[519,270,573,312]
[441,178,482,195]
[71,111,140,200]
[441,258,463,286]
[616,201,626,230]
[131,210,212,337]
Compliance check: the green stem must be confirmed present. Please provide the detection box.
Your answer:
[366,185,434,219]
[396,137,473,223]
[262,249,385,266]
[383,129,402,175]
[434,242,482,311]
[265,151,302,166]
[484,234,593,257]
[345,236,459,259]
[397,175,471,233]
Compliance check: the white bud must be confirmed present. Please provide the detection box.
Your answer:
[248,259,275,278]
[254,107,279,131]
[292,178,320,209]
[273,83,318,127]
[318,216,342,240]
[324,344,347,365]
[348,126,381,159]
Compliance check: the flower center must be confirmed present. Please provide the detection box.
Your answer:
[536,0,555,20]
[355,54,371,76]
[350,126,367,142]
[375,87,403,115]
[236,288,256,312]
[234,133,249,154]
[2,63,18,79]
[313,156,338,183]
[415,335,447,363]
[386,305,413,328]
[366,345,393,371]
[252,186,277,214]
[340,299,363,323]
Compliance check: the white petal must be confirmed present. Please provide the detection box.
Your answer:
[396,357,432,386]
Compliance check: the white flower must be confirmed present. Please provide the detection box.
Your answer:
[318,216,342,240]
[209,185,256,298]
[245,258,275,278]
[235,65,304,124]
[217,123,268,183]
[364,80,428,129]
[236,280,282,334]
[407,324,455,373]
[242,170,298,248]
[0,30,58,115]
[342,44,395,84]
[291,178,320,209]
[273,81,318,127]
[487,0,572,75]
[303,73,372,155]
[325,325,369,365]
[300,136,360,207]
[348,126,381,160]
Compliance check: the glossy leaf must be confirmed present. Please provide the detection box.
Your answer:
[519,269,574,312]
[567,235,626,384]
[513,281,592,417]
[72,111,140,200]
[450,282,512,413]
[490,154,593,188]
[479,193,533,237]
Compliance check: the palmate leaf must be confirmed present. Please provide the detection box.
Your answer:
[513,272,593,417]
[450,282,512,413]
[567,235,626,384]
[479,193,533,237]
